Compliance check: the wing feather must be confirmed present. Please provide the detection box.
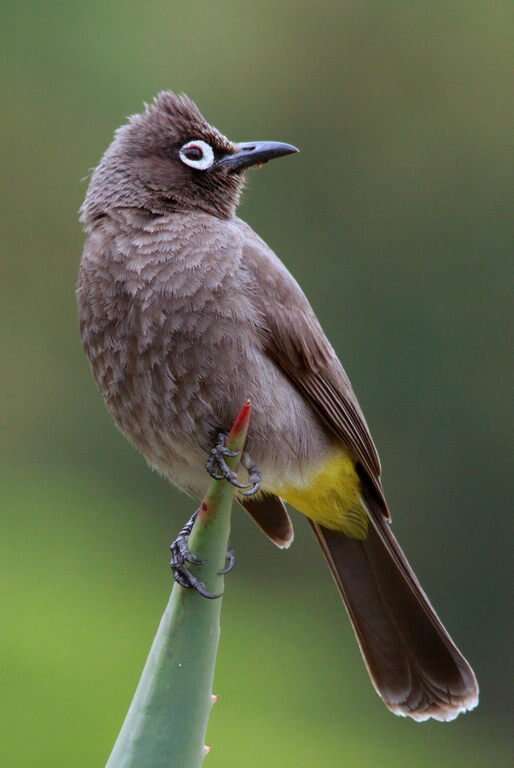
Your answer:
[240,225,389,518]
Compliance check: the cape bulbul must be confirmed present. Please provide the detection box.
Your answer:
[78,92,478,722]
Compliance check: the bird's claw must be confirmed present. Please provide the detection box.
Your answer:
[169,510,223,599]
[170,531,204,568]
[206,433,250,490]
[169,510,238,599]
[206,432,262,497]
[172,565,223,600]
[242,463,262,497]
[218,547,236,575]
[240,453,262,497]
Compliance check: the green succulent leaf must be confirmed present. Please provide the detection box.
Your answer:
[106,402,252,767]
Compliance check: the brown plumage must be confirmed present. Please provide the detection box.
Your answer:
[78,91,478,721]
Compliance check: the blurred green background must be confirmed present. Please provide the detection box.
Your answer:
[2,1,513,766]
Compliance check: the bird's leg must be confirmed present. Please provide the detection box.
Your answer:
[240,452,262,496]
[206,431,259,494]
[205,432,237,480]
[169,510,222,599]
[213,452,262,575]
[200,433,262,583]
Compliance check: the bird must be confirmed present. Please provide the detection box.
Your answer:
[78,91,478,722]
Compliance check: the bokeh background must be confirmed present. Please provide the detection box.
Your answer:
[2,2,513,766]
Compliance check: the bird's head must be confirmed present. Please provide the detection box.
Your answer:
[81,91,298,224]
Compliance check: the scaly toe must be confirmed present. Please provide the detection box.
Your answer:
[171,563,223,599]
[205,441,251,490]
[218,547,236,575]
[241,461,262,497]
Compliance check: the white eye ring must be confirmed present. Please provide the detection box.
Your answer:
[179,139,215,170]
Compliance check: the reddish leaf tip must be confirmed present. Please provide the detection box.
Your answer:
[229,400,252,441]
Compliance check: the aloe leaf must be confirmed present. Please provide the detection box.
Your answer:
[106,401,252,767]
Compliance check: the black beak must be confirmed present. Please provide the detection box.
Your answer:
[216,140,299,172]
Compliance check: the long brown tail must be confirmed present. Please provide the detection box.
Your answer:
[310,512,479,721]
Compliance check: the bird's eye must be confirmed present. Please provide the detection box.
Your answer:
[179,139,215,170]
[184,146,203,161]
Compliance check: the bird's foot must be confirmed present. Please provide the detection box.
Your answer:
[206,432,262,496]
[218,547,236,575]
[241,454,262,496]
[169,511,222,599]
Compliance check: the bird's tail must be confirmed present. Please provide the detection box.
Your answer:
[310,509,479,721]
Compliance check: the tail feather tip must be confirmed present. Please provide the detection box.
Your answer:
[386,686,479,723]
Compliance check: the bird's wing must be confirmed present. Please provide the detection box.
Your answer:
[239,223,389,518]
